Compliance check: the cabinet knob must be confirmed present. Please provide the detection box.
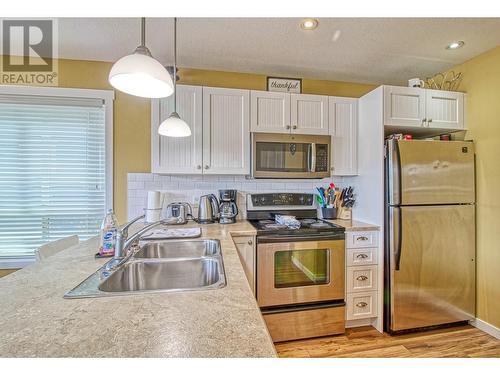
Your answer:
[197,165,202,170]
[421,118,427,127]
[428,118,433,124]
[356,275,369,281]
[292,125,297,129]
[204,165,209,170]
[247,240,253,245]
[286,125,291,129]
[356,302,368,308]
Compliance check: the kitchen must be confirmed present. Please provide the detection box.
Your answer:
[1,2,500,371]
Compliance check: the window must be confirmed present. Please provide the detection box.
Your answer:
[0,86,113,266]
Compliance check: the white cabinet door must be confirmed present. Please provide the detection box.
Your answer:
[151,85,203,174]
[202,87,250,175]
[250,90,290,133]
[384,86,426,127]
[425,89,464,129]
[233,236,256,295]
[329,97,358,176]
[290,94,329,135]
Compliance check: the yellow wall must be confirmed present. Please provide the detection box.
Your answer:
[449,45,500,328]
[51,60,376,223]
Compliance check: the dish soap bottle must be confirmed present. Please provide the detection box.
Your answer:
[99,209,118,257]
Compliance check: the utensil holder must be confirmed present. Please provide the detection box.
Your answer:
[321,207,337,219]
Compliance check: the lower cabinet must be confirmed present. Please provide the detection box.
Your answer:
[232,235,256,295]
[345,231,380,325]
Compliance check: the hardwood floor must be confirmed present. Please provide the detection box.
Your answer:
[275,324,500,358]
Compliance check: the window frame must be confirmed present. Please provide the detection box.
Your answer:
[0,85,114,268]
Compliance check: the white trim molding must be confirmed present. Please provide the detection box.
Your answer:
[471,318,500,340]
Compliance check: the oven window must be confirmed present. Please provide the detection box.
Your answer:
[255,142,311,172]
[274,249,330,288]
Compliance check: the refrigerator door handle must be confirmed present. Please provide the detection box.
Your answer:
[392,206,402,271]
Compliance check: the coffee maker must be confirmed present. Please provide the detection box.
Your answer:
[218,189,238,224]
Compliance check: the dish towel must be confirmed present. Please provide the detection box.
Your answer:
[275,215,301,229]
[140,227,202,240]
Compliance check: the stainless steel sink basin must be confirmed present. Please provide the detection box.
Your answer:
[64,239,226,299]
[99,258,224,293]
[134,239,220,259]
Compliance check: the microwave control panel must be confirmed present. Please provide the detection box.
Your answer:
[315,144,329,172]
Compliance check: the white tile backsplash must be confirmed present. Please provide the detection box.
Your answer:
[127,173,345,220]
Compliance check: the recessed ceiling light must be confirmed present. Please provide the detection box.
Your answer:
[300,19,318,30]
[446,41,465,50]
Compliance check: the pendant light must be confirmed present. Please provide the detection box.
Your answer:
[158,18,191,137]
[109,18,174,98]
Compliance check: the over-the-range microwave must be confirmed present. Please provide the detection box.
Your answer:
[252,133,331,179]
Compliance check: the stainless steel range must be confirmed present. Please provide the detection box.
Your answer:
[246,192,346,342]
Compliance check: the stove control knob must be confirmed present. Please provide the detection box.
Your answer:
[299,195,304,203]
[260,197,266,205]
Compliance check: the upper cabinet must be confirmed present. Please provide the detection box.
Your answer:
[290,94,329,135]
[202,87,250,175]
[251,90,329,135]
[330,97,358,176]
[383,86,426,127]
[151,85,250,175]
[383,86,465,130]
[151,85,203,174]
[425,89,464,129]
[250,91,290,133]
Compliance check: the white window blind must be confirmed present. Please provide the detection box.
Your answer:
[0,94,108,258]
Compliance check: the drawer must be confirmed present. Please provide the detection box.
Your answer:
[346,291,378,320]
[262,305,345,342]
[346,265,378,293]
[346,231,379,249]
[346,248,377,266]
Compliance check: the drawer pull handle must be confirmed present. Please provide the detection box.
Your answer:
[356,302,368,308]
[356,275,369,281]
[356,236,369,241]
[356,253,369,259]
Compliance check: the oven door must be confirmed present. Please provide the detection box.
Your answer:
[257,238,345,307]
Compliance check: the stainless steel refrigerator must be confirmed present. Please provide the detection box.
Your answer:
[384,139,476,333]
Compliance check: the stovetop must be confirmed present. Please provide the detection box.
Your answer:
[248,218,344,236]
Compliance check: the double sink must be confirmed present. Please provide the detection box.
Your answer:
[65,240,226,298]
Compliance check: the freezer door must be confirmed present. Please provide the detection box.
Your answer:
[388,140,475,205]
[388,204,475,332]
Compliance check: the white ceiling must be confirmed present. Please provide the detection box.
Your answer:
[55,18,500,85]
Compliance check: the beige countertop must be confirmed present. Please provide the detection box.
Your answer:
[326,219,380,232]
[0,221,276,358]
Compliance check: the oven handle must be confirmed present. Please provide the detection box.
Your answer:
[257,233,345,243]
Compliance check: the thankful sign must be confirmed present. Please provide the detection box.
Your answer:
[267,77,302,93]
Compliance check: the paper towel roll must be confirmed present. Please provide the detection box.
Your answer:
[145,208,161,223]
[147,191,161,209]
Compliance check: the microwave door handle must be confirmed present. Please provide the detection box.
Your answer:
[309,143,316,172]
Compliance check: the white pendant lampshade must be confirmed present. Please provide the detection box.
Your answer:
[158,17,191,138]
[158,112,191,137]
[109,19,174,99]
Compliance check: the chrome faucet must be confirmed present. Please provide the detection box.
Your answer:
[115,214,145,258]
[104,217,166,272]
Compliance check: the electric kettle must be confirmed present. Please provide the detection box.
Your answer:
[197,194,219,223]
